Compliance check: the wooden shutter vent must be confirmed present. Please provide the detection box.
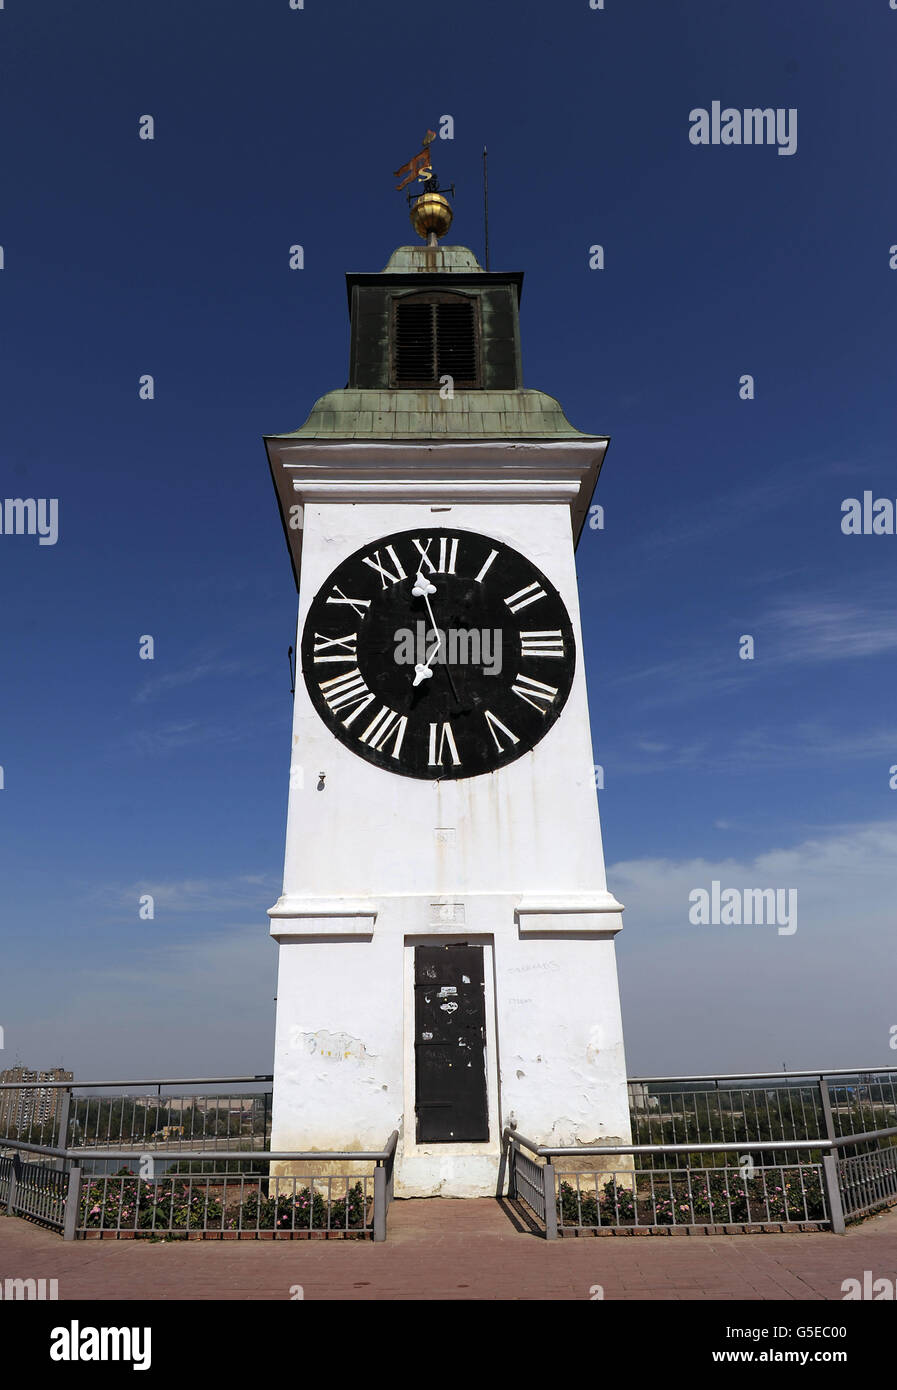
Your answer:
[393,295,479,388]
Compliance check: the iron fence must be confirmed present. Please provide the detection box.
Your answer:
[502,1131,835,1236]
[0,1075,274,1156]
[555,1163,825,1231]
[68,1089,272,1157]
[505,1141,550,1224]
[837,1142,897,1221]
[503,1115,897,1238]
[5,1066,897,1243]
[1,1137,397,1242]
[628,1067,897,1165]
[74,1168,375,1238]
[0,1075,397,1242]
[1,1152,69,1232]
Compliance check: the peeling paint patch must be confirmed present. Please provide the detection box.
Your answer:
[585,1025,604,1065]
[295,1028,370,1062]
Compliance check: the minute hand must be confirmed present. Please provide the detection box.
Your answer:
[411,573,460,703]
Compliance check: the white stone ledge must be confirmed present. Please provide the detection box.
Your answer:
[515,893,624,936]
[268,897,377,938]
[287,479,581,503]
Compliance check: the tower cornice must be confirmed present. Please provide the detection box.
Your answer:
[266,436,608,586]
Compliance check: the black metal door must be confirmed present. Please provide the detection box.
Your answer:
[414,944,489,1143]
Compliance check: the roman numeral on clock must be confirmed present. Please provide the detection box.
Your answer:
[504,581,547,614]
[312,632,357,663]
[474,548,498,584]
[412,536,459,574]
[511,673,559,712]
[362,545,407,589]
[318,669,375,724]
[358,706,408,758]
[428,721,461,767]
[520,630,565,658]
[484,709,520,753]
[326,586,371,620]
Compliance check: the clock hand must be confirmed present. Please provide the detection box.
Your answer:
[411,571,461,704]
[412,572,439,686]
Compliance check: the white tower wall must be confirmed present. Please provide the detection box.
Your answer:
[268,494,631,1197]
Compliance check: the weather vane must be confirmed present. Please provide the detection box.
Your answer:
[393,128,455,243]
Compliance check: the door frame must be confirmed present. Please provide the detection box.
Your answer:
[402,934,501,1159]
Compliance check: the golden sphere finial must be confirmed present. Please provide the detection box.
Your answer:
[410,190,453,241]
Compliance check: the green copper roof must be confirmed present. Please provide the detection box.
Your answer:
[270,388,594,441]
[267,244,599,443]
[379,244,484,273]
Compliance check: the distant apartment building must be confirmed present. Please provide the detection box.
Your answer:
[0,1067,73,1137]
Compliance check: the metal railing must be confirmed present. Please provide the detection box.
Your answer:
[0,1134,398,1242]
[5,1066,896,1242]
[502,1121,897,1237]
[627,1066,897,1163]
[0,1075,274,1159]
[502,1138,555,1235]
[0,1075,397,1242]
[1,1152,69,1232]
[837,1141,897,1221]
[555,1160,825,1232]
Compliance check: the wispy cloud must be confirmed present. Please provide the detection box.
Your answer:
[13,825,893,1080]
[630,450,889,558]
[607,579,897,708]
[770,598,897,662]
[86,874,280,918]
[612,720,897,775]
[134,659,245,705]
[611,819,897,1073]
[125,719,253,755]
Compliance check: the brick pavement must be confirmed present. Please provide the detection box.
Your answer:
[1,1199,896,1300]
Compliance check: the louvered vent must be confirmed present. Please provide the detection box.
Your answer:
[394,302,434,385]
[393,295,479,387]
[436,302,477,383]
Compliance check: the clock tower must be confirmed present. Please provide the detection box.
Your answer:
[265,171,631,1198]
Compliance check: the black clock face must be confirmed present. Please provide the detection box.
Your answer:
[301,527,576,779]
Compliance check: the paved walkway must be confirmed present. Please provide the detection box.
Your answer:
[1,1200,896,1300]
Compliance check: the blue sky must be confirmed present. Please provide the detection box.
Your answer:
[1,0,895,1080]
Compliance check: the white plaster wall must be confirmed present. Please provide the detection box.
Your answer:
[271,932,404,1156]
[270,896,630,1196]
[269,497,632,1196]
[278,501,608,902]
[494,931,630,1147]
